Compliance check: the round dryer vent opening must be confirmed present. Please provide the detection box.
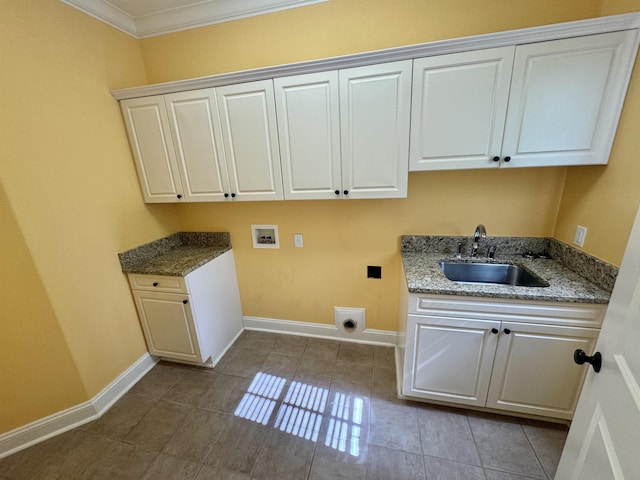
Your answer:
[342,319,357,332]
[334,307,365,334]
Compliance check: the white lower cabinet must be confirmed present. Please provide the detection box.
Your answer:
[132,290,202,362]
[128,250,243,365]
[485,321,599,418]
[401,294,605,419]
[407,314,500,407]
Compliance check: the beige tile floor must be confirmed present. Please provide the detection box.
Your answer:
[0,331,568,479]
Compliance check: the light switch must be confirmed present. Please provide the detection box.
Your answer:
[294,234,303,248]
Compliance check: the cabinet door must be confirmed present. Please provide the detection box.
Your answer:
[339,61,411,199]
[120,96,184,203]
[274,72,342,200]
[501,30,639,168]
[216,80,283,201]
[410,47,515,171]
[132,290,204,363]
[486,322,599,419]
[404,314,500,406]
[164,89,230,202]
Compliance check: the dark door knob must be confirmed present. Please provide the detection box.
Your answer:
[503,328,511,334]
[177,194,183,199]
[335,190,340,195]
[343,190,349,195]
[492,156,500,162]
[224,193,229,198]
[231,193,236,198]
[503,156,511,162]
[152,282,159,287]
[182,299,188,305]
[491,328,499,334]
[574,349,602,373]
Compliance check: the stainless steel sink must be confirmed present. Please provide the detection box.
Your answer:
[440,261,549,287]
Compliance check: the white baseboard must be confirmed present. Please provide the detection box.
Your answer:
[0,353,157,459]
[242,316,397,346]
[92,353,158,414]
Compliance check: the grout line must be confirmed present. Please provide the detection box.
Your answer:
[3,332,566,480]
[464,412,485,470]
[519,423,550,480]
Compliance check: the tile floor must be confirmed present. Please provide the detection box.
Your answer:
[0,331,568,480]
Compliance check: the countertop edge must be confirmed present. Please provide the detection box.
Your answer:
[402,252,612,305]
[118,232,232,277]
[122,246,232,277]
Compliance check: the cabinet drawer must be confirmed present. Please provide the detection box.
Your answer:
[128,273,188,293]
[409,294,606,328]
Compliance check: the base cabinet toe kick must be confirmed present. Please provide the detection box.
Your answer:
[397,293,606,420]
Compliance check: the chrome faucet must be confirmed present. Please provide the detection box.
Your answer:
[471,224,486,257]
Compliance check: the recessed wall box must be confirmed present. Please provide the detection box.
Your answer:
[251,224,280,249]
[334,307,365,334]
[367,266,382,279]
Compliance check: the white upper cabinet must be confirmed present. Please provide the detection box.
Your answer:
[216,80,284,201]
[164,89,230,202]
[410,47,515,171]
[119,19,640,198]
[274,62,411,200]
[121,96,184,202]
[274,71,342,200]
[339,61,412,199]
[501,30,638,168]
[123,82,284,203]
[410,30,639,170]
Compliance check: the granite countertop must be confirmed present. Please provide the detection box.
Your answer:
[118,232,232,276]
[402,236,616,304]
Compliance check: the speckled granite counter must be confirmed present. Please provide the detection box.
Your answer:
[402,236,616,304]
[118,232,231,276]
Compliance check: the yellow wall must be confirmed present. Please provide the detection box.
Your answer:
[141,0,602,83]
[177,169,566,329]
[138,0,606,332]
[2,0,637,436]
[0,182,86,432]
[553,0,640,265]
[0,0,180,432]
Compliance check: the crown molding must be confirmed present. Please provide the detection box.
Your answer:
[111,12,640,100]
[60,0,137,36]
[60,0,329,38]
[135,0,329,38]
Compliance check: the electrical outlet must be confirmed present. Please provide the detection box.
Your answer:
[574,225,587,247]
[294,233,303,248]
